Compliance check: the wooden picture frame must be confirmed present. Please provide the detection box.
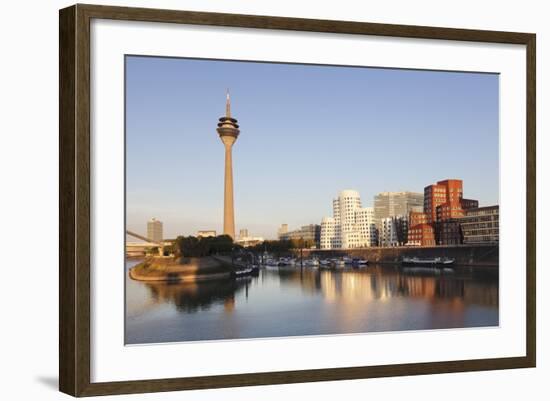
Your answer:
[59,3,536,397]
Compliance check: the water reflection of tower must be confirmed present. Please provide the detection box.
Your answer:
[217,91,240,239]
[224,296,235,312]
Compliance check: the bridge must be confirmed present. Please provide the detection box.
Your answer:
[126,230,165,256]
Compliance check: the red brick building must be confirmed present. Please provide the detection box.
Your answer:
[436,201,465,221]
[407,223,436,246]
[424,179,463,223]
[436,219,463,245]
[408,179,479,246]
[409,211,429,227]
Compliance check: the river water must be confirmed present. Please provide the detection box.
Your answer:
[125,259,498,344]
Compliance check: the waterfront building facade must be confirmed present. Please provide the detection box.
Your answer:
[407,211,434,245]
[380,215,409,247]
[409,179,481,246]
[436,201,465,221]
[280,224,321,248]
[380,217,398,247]
[461,205,499,244]
[409,210,429,227]
[435,199,477,245]
[437,219,463,245]
[424,180,461,224]
[147,218,163,242]
[320,217,341,249]
[436,198,479,222]
[407,223,435,246]
[197,230,216,238]
[374,191,423,226]
[320,190,377,249]
[234,235,264,247]
[355,207,377,248]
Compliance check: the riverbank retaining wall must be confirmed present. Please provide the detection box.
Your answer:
[296,244,498,267]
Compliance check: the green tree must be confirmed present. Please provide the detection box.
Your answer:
[176,235,235,257]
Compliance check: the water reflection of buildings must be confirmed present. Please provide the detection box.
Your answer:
[274,268,498,308]
[131,266,497,334]
[126,264,499,344]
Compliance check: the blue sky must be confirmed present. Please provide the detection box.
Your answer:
[126,56,499,239]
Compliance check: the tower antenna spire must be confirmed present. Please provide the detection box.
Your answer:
[225,89,231,118]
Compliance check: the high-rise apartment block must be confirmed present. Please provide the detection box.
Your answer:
[147,218,163,242]
[277,224,289,239]
[374,191,423,226]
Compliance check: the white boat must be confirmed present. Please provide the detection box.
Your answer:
[278,257,296,267]
[402,257,455,266]
[231,265,259,278]
[277,258,289,266]
[261,253,274,265]
[332,259,345,268]
[352,258,368,266]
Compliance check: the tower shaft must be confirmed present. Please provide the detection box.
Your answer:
[223,139,236,238]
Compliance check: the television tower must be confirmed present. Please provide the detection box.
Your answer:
[216,91,240,239]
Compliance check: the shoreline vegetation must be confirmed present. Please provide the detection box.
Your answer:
[129,256,236,282]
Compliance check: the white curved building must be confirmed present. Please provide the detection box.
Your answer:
[320,190,377,249]
[320,216,340,249]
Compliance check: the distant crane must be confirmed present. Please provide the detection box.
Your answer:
[126,230,164,256]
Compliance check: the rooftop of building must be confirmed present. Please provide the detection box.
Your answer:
[465,205,499,213]
[375,191,423,196]
[338,189,360,198]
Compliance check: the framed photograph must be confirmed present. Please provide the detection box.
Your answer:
[59,4,536,397]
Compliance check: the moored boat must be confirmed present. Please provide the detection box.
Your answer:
[320,259,331,267]
[401,256,455,266]
[231,265,260,278]
[304,258,319,267]
[264,258,278,267]
[351,258,368,267]
[332,259,345,268]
